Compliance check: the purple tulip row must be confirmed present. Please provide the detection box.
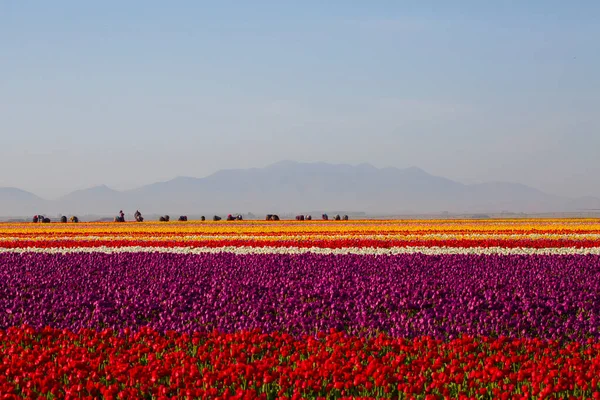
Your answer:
[1,252,599,340]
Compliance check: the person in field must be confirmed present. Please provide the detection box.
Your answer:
[115,210,125,222]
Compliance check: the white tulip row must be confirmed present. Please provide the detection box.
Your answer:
[2,246,600,256]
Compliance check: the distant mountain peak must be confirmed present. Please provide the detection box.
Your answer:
[0,187,32,193]
[172,176,199,182]
[0,187,43,198]
[269,160,381,170]
[403,166,427,173]
[75,184,117,193]
[1,161,599,217]
[266,160,299,168]
[356,162,377,170]
[94,184,111,190]
[58,184,120,204]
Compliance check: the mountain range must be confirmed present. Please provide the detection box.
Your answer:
[2,161,600,217]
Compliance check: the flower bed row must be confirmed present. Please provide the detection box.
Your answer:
[2,253,600,340]
[5,245,600,256]
[6,231,600,238]
[1,326,599,399]
[4,220,600,238]
[3,237,600,249]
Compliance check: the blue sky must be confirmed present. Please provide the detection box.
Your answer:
[1,1,599,198]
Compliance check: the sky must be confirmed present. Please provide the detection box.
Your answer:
[1,1,599,199]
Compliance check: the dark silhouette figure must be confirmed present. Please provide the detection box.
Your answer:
[70,216,79,223]
[60,216,67,223]
[115,210,125,222]
[213,215,222,221]
[322,214,329,220]
[200,216,206,221]
[159,215,170,222]
[134,210,144,222]
[296,215,305,221]
[178,216,188,221]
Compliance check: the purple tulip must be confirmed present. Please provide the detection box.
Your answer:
[0,252,599,341]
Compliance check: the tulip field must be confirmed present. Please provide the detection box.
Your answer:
[1,219,600,399]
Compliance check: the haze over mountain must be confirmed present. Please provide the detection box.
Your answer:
[0,188,49,216]
[1,161,599,218]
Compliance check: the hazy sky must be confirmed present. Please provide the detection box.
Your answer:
[1,1,599,199]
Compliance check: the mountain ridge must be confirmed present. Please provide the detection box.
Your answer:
[1,161,598,216]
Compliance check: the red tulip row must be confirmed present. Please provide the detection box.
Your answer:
[1,326,600,399]
[2,238,600,249]
[4,229,600,238]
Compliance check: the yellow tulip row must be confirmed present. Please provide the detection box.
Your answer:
[2,218,600,235]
